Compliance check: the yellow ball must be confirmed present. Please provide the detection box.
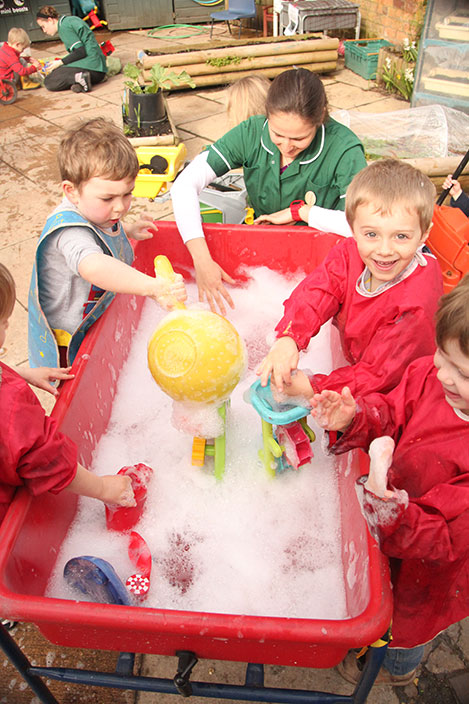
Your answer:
[148,310,246,403]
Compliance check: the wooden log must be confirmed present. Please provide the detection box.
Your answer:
[401,156,469,177]
[155,50,338,77]
[140,37,339,68]
[145,62,337,88]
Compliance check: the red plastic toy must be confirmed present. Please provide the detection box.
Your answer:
[105,464,153,532]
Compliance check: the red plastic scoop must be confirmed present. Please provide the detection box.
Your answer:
[105,464,153,532]
[128,531,152,579]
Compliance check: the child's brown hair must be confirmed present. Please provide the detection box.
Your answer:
[0,263,16,320]
[7,27,31,48]
[226,74,270,127]
[436,275,469,356]
[58,118,140,188]
[345,158,436,233]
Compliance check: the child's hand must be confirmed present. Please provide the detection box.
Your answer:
[257,336,299,392]
[253,208,295,226]
[101,474,136,507]
[310,386,356,430]
[365,436,395,499]
[272,369,314,403]
[126,214,158,241]
[151,272,187,310]
[19,366,75,396]
[443,175,462,201]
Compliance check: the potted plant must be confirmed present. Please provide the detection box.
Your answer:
[123,62,195,137]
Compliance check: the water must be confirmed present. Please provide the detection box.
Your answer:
[47,267,349,620]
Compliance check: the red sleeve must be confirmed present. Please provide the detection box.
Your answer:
[7,56,36,76]
[328,357,432,453]
[360,475,469,565]
[2,376,78,496]
[274,242,347,350]
[310,306,436,396]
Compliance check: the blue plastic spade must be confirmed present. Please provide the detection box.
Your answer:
[64,556,132,605]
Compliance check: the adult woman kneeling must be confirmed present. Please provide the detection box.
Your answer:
[36,5,106,93]
[171,67,367,315]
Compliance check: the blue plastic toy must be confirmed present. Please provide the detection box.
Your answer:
[248,379,315,477]
[64,556,132,605]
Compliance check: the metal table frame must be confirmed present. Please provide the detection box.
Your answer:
[0,622,389,704]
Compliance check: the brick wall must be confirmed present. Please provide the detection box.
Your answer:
[359,0,427,44]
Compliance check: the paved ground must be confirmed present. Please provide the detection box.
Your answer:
[0,22,468,704]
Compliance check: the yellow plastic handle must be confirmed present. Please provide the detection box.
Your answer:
[153,255,186,310]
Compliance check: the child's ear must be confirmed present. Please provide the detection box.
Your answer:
[420,221,433,244]
[62,180,79,204]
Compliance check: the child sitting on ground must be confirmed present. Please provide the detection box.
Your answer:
[0,27,41,90]
[257,159,444,399]
[28,117,186,369]
[442,174,469,217]
[309,276,469,685]
[0,263,135,527]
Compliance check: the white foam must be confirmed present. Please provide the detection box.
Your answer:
[47,267,350,620]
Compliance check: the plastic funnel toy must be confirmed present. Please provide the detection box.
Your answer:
[105,463,153,532]
[128,531,152,578]
[148,256,246,403]
[64,556,132,605]
[126,531,152,601]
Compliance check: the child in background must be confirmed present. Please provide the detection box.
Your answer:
[309,276,469,685]
[0,263,135,527]
[442,174,469,217]
[28,117,186,370]
[0,27,41,90]
[225,74,270,128]
[257,159,444,399]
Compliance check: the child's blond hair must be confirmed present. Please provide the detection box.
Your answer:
[226,74,270,127]
[0,263,16,320]
[58,118,140,188]
[7,27,31,48]
[345,159,436,234]
[436,274,469,356]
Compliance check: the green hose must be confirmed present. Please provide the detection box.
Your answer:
[147,24,211,39]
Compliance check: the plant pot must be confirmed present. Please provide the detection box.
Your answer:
[127,90,166,129]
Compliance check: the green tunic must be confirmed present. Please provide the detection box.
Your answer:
[206,115,366,215]
[58,15,107,74]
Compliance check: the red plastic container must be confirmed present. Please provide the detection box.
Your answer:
[0,223,392,667]
[105,464,153,532]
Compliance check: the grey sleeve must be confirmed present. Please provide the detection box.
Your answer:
[55,226,106,274]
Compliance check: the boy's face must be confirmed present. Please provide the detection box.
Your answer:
[63,176,135,230]
[352,201,429,292]
[434,339,469,415]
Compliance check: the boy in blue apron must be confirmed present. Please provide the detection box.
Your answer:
[28,117,186,370]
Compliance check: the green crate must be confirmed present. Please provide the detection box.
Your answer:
[344,39,392,79]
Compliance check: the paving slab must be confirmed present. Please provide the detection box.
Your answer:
[325,82,386,110]
[167,93,227,127]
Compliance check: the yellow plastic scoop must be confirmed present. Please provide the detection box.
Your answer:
[148,256,246,403]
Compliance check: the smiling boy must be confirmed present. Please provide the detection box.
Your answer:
[28,118,186,369]
[257,159,444,398]
[309,277,469,684]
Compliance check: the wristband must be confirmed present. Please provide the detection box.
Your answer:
[290,199,305,222]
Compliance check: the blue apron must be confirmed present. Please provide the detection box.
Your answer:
[28,208,134,368]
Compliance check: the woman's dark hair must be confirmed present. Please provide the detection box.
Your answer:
[37,5,59,19]
[266,68,329,125]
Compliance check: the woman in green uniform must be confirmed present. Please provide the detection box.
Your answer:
[171,68,366,314]
[36,5,106,93]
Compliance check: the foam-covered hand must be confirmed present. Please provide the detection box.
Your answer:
[310,386,356,430]
[365,436,395,499]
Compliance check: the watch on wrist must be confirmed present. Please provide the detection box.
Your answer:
[290,199,306,222]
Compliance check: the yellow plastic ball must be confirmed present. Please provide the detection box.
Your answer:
[148,309,246,403]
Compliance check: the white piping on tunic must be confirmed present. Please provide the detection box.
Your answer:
[299,124,325,165]
[260,119,274,156]
[211,144,232,171]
